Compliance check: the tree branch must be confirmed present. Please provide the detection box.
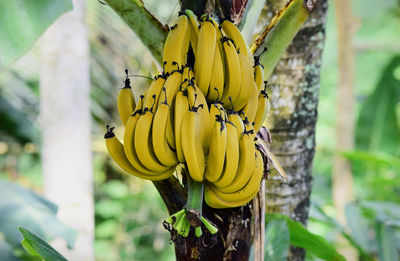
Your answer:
[103,0,168,63]
[251,0,315,81]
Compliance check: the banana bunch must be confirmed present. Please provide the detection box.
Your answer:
[104,11,272,239]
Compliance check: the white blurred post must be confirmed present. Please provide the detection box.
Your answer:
[40,0,94,260]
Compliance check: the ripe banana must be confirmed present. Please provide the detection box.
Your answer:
[134,107,170,173]
[152,100,178,167]
[105,126,174,181]
[217,126,256,193]
[213,119,239,188]
[204,108,227,182]
[231,52,253,111]
[163,15,190,73]
[185,10,199,54]
[220,20,254,64]
[174,88,189,163]
[187,81,212,153]
[160,70,182,150]
[253,57,265,95]
[241,81,259,123]
[253,87,270,133]
[117,70,136,126]
[227,111,245,138]
[207,149,263,207]
[207,19,225,103]
[194,17,216,96]
[220,37,241,107]
[181,107,206,182]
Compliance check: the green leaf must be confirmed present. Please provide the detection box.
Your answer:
[0,179,76,248]
[264,219,289,261]
[361,201,400,221]
[267,214,345,261]
[344,203,371,252]
[103,0,167,63]
[0,0,73,70]
[376,221,399,261]
[19,227,67,261]
[341,150,400,170]
[239,0,266,44]
[251,0,313,80]
[356,56,400,155]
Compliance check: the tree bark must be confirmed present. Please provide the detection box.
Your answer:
[40,0,94,260]
[262,1,328,260]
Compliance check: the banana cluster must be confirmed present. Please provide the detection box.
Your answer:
[104,11,271,211]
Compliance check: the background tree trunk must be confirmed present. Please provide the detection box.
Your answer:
[40,0,94,260]
[262,1,328,260]
[333,0,357,259]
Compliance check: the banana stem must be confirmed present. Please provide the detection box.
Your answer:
[185,173,204,213]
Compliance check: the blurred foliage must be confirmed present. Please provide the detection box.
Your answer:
[0,0,399,260]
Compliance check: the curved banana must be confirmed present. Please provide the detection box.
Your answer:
[193,17,216,96]
[160,70,182,150]
[143,76,166,109]
[134,107,170,173]
[241,81,259,123]
[105,126,174,181]
[185,10,199,54]
[181,108,206,182]
[220,37,241,107]
[228,111,245,138]
[117,71,136,126]
[174,88,189,162]
[205,109,227,182]
[220,20,254,64]
[204,183,258,209]
[253,88,270,133]
[213,119,239,188]
[207,19,225,103]
[232,52,254,111]
[152,101,178,167]
[217,126,256,193]
[187,81,212,153]
[208,149,263,206]
[253,58,264,95]
[163,15,190,73]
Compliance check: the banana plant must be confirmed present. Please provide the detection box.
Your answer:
[102,0,318,260]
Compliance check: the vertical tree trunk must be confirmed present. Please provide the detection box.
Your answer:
[262,1,328,260]
[40,0,94,260]
[333,0,356,259]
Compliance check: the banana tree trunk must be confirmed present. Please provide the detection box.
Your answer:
[262,0,328,260]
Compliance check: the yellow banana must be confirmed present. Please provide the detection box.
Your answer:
[163,15,190,73]
[228,111,245,138]
[205,108,227,182]
[174,87,189,163]
[105,126,174,181]
[123,99,160,175]
[204,183,258,209]
[181,108,206,182]
[232,52,254,111]
[160,70,182,150]
[187,81,212,153]
[193,17,216,96]
[213,119,239,188]
[207,19,225,103]
[220,20,254,64]
[217,126,256,193]
[253,87,270,133]
[152,100,178,167]
[143,76,166,109]
[185,10,199,54]
[220,37,241,107]
[253,54,265,95]
[117,70,136,126]
[134,106,170,173]
[209,150,263,206]
[241,81,259,123]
